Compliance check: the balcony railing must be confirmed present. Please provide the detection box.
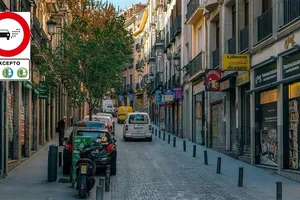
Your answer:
[155,72,163,87]
[284,0,300,25]
[189,52,203,77]
[212,48,220,68]
[227,37,236,54]
[257,7,273,42]
[136,61,143,71]
[136,43,141,52]
[174,15,182,36]
[21,0,31,12]
[186,0,199,21]
[170,24,175,43]
[240,26,249,52]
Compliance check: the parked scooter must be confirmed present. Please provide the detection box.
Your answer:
[75,145,98,198]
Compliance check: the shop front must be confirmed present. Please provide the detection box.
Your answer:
[253,61,278,166]
[192,80,205,145]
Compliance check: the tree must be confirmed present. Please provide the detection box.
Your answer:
[39,0,133,120]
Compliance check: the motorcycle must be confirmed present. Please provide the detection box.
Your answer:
[75,145,98,198]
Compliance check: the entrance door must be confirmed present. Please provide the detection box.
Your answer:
[211,103,223,149]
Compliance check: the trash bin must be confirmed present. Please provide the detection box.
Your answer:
[48,144,58,182]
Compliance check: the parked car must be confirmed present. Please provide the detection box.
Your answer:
[117,106,133,124]
[123,112,152,141]
[62,121,108,175]
[94,115,114,134]
[96,113,115,131]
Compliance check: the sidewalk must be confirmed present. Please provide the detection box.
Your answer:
[0,127,75,200]
[152,125,300,200]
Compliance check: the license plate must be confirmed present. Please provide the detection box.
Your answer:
[81,165,87,174]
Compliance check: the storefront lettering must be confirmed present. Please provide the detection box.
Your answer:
[254,62,277,88]
[282,52,300,78]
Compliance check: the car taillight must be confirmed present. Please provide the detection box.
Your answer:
[149,125,152,131]
[65,143,73,151]
[107,144,114,153]
[125,125,128,131]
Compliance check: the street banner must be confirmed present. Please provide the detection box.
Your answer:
[205,69,221,91]
[155,90,162,105]
[222,54,250,71]
[71,136,93,188]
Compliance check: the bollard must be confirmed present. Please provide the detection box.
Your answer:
[155,129,157,136]
[173,137,176,147]
[238,167,244,187]
[193,145,196,157]
[183,140,186,152]
[276,182,282,200]
[217,157,221,174]
[163,132,165,141]
[58,152,62,167]
[99,177,105,186]
[105,166,111,191]
[96,185,104,200]
[204,150,208,165]
[48,144,58,182]
[159,131,161,138]
[168,134,170,144]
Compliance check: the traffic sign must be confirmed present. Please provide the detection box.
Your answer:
[0,12,31,80]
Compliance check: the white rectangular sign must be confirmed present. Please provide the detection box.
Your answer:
[0,59,30,80]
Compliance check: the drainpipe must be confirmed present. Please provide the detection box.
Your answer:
[204,13,210,147]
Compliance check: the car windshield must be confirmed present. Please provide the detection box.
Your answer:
[128,113,148,124]
[79,131,103,139]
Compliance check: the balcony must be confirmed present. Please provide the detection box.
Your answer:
[136,43,141,52]
[155,72,164,87]
[170,24,175,43]
[21,0,31,12]
[136,61,143,71]
[212,48,220,68]
[189,52,203,77]
[173,15,182,36]
[257,7,273,42]
[227,37,236,54]
[186,0,205,25]
[240,26,249,52]
[284,0,300,25]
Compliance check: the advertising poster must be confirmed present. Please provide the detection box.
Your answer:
[205,69,221,91]
[71,136,93,188]
[259,102,278,166]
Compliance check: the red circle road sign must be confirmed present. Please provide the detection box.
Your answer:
[0,12,30,57]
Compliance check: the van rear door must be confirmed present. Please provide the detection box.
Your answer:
[127,113,150,136]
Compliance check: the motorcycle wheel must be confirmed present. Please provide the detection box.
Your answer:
[78,175,87,198]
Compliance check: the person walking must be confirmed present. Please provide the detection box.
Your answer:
[57,116,66,146]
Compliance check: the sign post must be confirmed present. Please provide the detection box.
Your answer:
[0,12,30,80]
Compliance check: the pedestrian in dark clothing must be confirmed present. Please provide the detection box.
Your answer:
[57,116,66,146]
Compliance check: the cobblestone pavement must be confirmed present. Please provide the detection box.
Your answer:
[110,124,260,200]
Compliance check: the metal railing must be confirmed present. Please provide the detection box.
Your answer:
[212,48,220,68]
[227,37,236,54]
[155,72,164,87]
[257,7,273,42]
[174,15,182,36]
[21,0,31,12]
[170,24,175,43]
[166,32,171,48]
[189,52,203,77]
[240,26,249,52]
[186,0,199,21]
[284,0,300,25]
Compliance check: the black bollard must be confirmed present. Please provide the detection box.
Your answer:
[217,157,221,174]
[173,137,176,147]
[183,140,186,152]
[96,185,104,200]
[99,177,105,186]
[193,145,196,157]
[58,152,62,167]
[276,182,282,200]
[155,129,157,136]
[105,166,111,191]
[48,144,58,182]
[159,130,161,138]
[204,150,208,165]
[168,134,170,144]
[163,132,165,141]
[238,167,244,187]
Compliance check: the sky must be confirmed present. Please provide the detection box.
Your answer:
[111,0,146,9]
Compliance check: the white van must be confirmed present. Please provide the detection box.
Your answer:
[102,99,114,113]
[123,112,152,141]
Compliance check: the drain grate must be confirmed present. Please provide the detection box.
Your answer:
[57,178,70,183]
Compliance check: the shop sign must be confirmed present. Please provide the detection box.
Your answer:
[254,62,277,88]
[173,88,182,100]
[155,90,162,104]
[236,71,250,86]
[222,54,250,71]
[193,81,205,95]
[205,69,221,91]
[39,81,48,99]
[282,51,300,79]
[164,89,174,102]
[22,81,32,90]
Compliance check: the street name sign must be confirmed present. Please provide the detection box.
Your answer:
[0,12,30,80]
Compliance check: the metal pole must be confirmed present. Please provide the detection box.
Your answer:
[159,130,161,138]
[193,145,196,157]
[58,152,62,167]
[163,132,165,140]
[173,137,176,147]
[183,140,186,152]
[238,167,243,187]
[96,185,103,200]
[217,157,221,174]
[276,182,282,200]
[105,166,111,191]
[204,150,208,165]
[168,134,170,144]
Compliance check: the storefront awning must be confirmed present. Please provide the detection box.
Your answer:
[217,72,238,82]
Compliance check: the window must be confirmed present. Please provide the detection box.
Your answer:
[245,0,249,26]
[128,114,149,124]
[262,0,272,13]
[216,20,220,48]
[232,4,236,36]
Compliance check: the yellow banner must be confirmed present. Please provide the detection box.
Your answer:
[222,54,250,71]
[236,71,250,86]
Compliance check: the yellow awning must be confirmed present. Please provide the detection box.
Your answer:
[133,10,148,37]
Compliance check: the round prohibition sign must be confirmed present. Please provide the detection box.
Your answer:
[0,12,30,57]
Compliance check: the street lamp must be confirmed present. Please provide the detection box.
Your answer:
[46,16,57,39]
[173,52,181,71]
